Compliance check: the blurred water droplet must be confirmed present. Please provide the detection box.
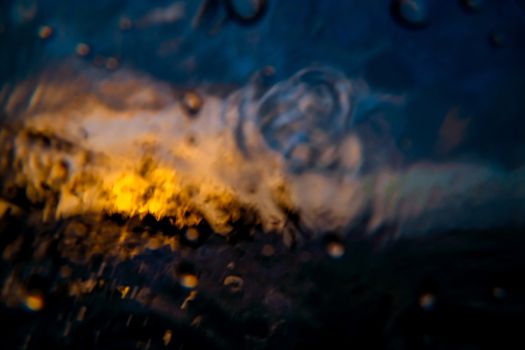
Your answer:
[191,315,203,327]
[185,227,200,242]
[289,144,313,168]
[261,244,275,256]
[326,241,345,258]
[14,0,37,23]
[255,67,351,172]
[390,0,429,29]
[419,293,435,311]
[38,25,53,39]
[24,294,44,311]
[223,275,244,293]
[180,273,198,289]
[163,330,172,346]
[76,306,87,321]
[75,43,90,57]
[105,57,119,70]
[181,90,203,116]
[181,290,197,310]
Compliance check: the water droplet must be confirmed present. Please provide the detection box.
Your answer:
[185,227,200,242]
[419,293,435,311]
[181,290,197,310]
[191,315,203,327]
[223,275,244,293]
[261,244,275,256]
[38,25,53,39]
[105,57,119,70]
[181,91,203,116]
[255,67,351,172]
[326,241,345,258]
[390,0,429,29]
[24,294,44,311]
[76,306,87,321]
[180,273,198,289]
[76,43,90,57]
[163,330,172,346]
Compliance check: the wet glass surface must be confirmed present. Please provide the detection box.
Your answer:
[1,1,525,349]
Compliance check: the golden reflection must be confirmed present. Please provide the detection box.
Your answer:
[24,294,44,311]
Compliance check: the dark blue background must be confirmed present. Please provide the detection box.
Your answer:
[1,0,524,167]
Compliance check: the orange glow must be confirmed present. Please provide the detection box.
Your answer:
[326,242,345,258]
[38,25,53,39]
[163,330,173,346]
[180,274,198,289]
[185,228,200,241]
[25,294,44,311]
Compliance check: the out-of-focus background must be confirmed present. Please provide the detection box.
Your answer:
[1,1,525,349]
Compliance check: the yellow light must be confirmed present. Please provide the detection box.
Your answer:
[117,285,130,299]
[112,174,146,214]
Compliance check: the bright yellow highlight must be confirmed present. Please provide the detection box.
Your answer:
[118,285,130,299]
[103,166,243,233]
